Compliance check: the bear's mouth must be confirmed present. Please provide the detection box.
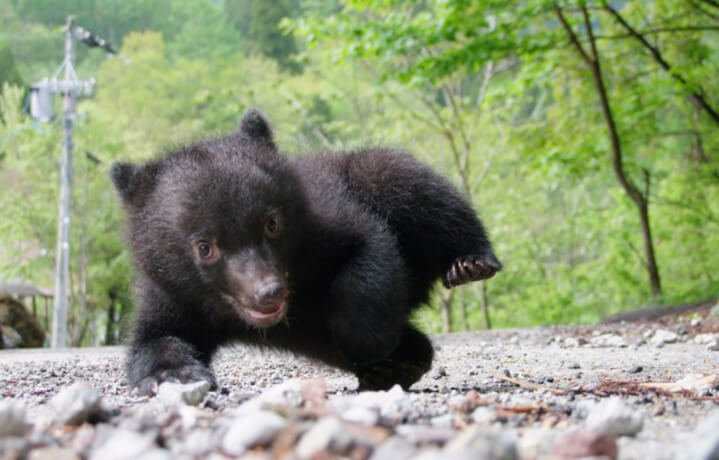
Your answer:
[246,302,286,321]
[221,294,287,328]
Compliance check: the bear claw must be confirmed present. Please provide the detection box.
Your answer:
[443,254,502,288]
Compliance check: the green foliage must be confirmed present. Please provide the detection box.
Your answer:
[225,0,303,73]
[0,41,22,86]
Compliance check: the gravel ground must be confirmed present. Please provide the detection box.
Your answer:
[1,305,718,460]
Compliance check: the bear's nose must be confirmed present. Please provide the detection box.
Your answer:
[255,282,288,307]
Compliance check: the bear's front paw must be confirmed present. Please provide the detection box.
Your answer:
[355,359,428,392]
[443,253,502,288]
[135,364,218,396]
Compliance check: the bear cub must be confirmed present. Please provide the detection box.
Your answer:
[112,110,501,395]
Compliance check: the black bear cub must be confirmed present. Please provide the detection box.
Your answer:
[112,110,501,395]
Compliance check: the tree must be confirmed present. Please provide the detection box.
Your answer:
[225,0,303,73]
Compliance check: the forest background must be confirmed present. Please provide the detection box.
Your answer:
[1,0,718,346]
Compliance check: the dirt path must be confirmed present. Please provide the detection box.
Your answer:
[1,307,718,460]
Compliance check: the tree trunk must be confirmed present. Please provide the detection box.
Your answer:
[105,293,116,345]
[637,200,662,296]
[440,290,454,333]
[480,281,492,330]
[556,5,662,297]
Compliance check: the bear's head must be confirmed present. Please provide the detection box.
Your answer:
[111,110,307,328]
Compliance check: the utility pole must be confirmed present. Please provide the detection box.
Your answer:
[29,16,116,348]
[51,16,76,348]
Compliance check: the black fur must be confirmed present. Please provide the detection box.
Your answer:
[112,110,501,394]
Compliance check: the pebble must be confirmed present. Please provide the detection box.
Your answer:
[50,382,110,426]
[157,381,210,406]
[627,365,643,374]
[221,410,287,455]
[589,334,628,348]
[562,337,586,348]
[234,379,303,414]
[683,411,719,460]
[651,329,679,346]
[471,406,496,424]
[296,416,351,458]
[0,399,28,437]
[370,436,417,460]
[90,428,162,460]
[395,425,456,445]
[708,341,719,352]
[429,413,454,428]
[694,334,717,345]
[553,430,618,460]
[340,406,380,425]
[330,385,407,418]
[27,447,81,460]
[585,397,643,437]
[432,366,448,379]
[180,429,215,456]
[444,425,518,460]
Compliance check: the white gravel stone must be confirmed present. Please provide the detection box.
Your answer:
[232,379,303,414]
[27,447,79,460]
[563,337,580,348]
[90,428,160,460]
[296,416,351,459]
[182,429,215,456]
[585,397,643,437]
[330,384,407,418]
[340,406,380,425]
[370,437,417,460]
[589,334,628,348]
[221,410,286,455]
[430,413,454,428]
[50,382,109,426]
[695,334,718,345]
[444,425,518,460]
[683,411,719,460]
[471,406,496,424]
[710,303,719,318]
[651,329,679,346]
[0,399,28,437]
[157,381,210,406]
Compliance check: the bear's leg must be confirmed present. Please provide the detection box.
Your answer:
[127,286,220,395]
[355,324,434,391]
[345,150,501,298]
[327,229,409,372]
[127,336,217,396]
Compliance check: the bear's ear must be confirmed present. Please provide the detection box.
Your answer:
[110,161,158,207]
[239,109,275,148]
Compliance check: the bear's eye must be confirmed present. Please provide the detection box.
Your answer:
[194,240,220,264]
[265,215,281,238]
